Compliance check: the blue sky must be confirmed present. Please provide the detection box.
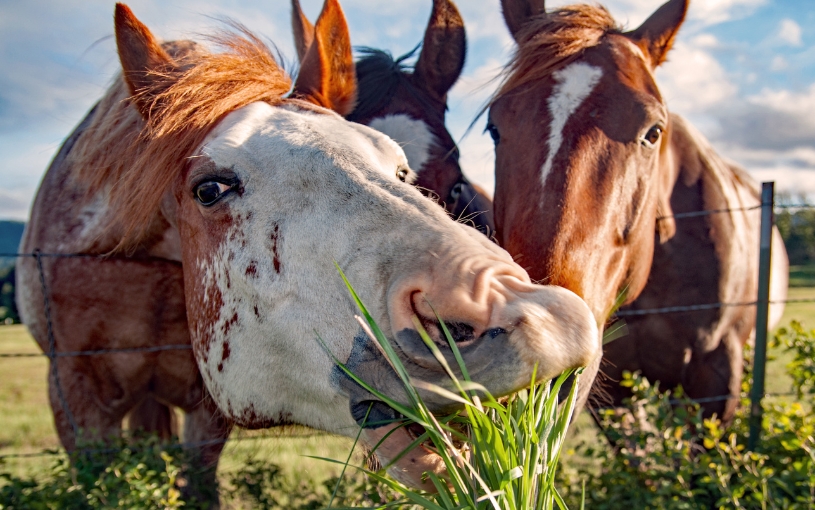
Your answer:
[0,0,813,220]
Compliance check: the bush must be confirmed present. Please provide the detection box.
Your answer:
[776,197,815,266]
[556,321,815,509]
[0,434,192,509]
[226,457,403,509]
[0,265,18,325]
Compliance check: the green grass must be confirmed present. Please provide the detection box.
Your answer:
[789,265,815,288]
[322,266,582,509]
[767,286,815,396]
[779,286,815,327]
[0,326,59,458]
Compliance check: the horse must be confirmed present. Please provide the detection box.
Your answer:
[486,0,788,423]
[291,0,494,236]
[16,0,599,498]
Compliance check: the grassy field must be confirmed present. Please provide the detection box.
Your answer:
[1,280,813,503]
[0,324,359,505]
[790,265,815,288]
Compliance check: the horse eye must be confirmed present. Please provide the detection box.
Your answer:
[450,182,463,201]
[396,167,409,182]
[642,125,663,148]
[485,123,501,144]
[194,181,233,206]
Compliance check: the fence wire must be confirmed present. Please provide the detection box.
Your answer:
[615,297,815,317]
[0,430,329,461]
[0,344,192,358]
[651,202,815,221]
[1,201,814,463]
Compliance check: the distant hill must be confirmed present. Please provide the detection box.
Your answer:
[0,221,25,270]
[0,221,24,323]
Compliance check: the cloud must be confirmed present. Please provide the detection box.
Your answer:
[716,143,815,195]
[685,0,766,26]
[543,0,766,30]
[741,165,815,196]
[770,55,788,71]
[714,84,815,152]
[453,133,494,197]
[776,18,803,47]
[447,58,507,195]
[656,38,738,121]
[0,189,34,221]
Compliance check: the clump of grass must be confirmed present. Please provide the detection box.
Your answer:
[317,266,583,509]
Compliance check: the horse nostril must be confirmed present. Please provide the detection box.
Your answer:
[432,323,508,344]
[484,327,507,339]
[445,322,475,343]
[441,323,507,344]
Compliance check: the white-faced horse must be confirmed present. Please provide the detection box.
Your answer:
[17,0,599,497]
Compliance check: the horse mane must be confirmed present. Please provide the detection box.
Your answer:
[70,27,292,248]
[491,4,621,104]
[347,46,443,123]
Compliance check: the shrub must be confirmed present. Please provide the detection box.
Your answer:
[0,434,191,509]
[556,320,815,509]
[0,265,18,324]
[226,457,403,509]
[776,201,815,266]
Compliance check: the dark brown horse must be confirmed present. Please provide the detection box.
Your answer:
[17,1,599,498]
[292,0,494,235]
[488,0,788,422]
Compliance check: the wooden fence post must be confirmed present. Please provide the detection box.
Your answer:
[748,181,774,451]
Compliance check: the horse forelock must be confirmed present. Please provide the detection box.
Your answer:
[348,48,408,122]
[69,29,292,250]
[349,47,443,125]
[490,4,620,106]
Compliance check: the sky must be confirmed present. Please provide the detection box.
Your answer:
[0,0,813,221]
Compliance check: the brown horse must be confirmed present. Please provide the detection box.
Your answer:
[17,0,599,497]
[291,0,494,235]
[487,0,788,422]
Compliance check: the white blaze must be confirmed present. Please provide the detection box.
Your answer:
[369,114,436,173]
[541,62,603,189]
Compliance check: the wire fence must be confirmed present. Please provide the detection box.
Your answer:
[0,200,814,462]
[0,430,328,461]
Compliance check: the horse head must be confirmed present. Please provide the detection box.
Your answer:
[108,1,597,489]
[292,0,495,236]
[489,0,688,321]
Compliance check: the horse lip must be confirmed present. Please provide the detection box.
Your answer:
[344,327,520,423]
[360,423,447,490]
[340,325,522,431]
[351,400,402,428]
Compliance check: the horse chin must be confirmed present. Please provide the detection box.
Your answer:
[361,423,447,491]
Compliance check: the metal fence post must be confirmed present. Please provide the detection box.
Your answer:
[748,181,774,451]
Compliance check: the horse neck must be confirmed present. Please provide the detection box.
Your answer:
[670,113,759,209]
[42,79,178,258]
[667,113,762,298]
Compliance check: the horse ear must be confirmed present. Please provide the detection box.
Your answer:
[114,3,174,118]
[291,0,357,116]
[656,124,678,244]
[656,191,676,244]
[291,0,315,63]
[413,0,467,100]
[626,0,688,68]
[501,0,546,41]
